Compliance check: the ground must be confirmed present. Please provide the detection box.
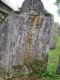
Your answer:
[44,36,60,80]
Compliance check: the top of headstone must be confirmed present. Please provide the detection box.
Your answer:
[22,0,44,14]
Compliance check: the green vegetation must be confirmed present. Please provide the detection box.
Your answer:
[43,36,60,80]
[55,0,60,14]
[48,37,60,74]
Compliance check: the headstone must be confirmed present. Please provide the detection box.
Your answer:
[49,37,56,50]
[0,1,12,14]
[0,0,52,74]
[49,22,57,50]
[56,55,60,74]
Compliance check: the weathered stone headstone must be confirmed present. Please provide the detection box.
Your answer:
[0,0,52,74]
[49,38,56,49]
[49,22,57,50]
[0,1,12,14]
[56,55,60,74]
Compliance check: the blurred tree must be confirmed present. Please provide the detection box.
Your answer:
[56,0,60,5]
[55,0,60,14]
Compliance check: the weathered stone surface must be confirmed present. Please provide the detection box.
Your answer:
[49,22,57,50]
[0,1,12,14]
[0,0,52,74]
[57,24,60,36]
[56,55,60,74]
[49,38,56,49]
[22,0,44,14]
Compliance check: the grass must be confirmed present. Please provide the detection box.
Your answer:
[44,36,60,80]
[48,36,60,73]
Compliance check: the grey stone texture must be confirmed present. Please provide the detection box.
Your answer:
[0,0,52,74]
[49,38,56,49]
[0,1,12,14]
[22,0,44,14]
[49,22,58,50]
[56,55,60,74]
